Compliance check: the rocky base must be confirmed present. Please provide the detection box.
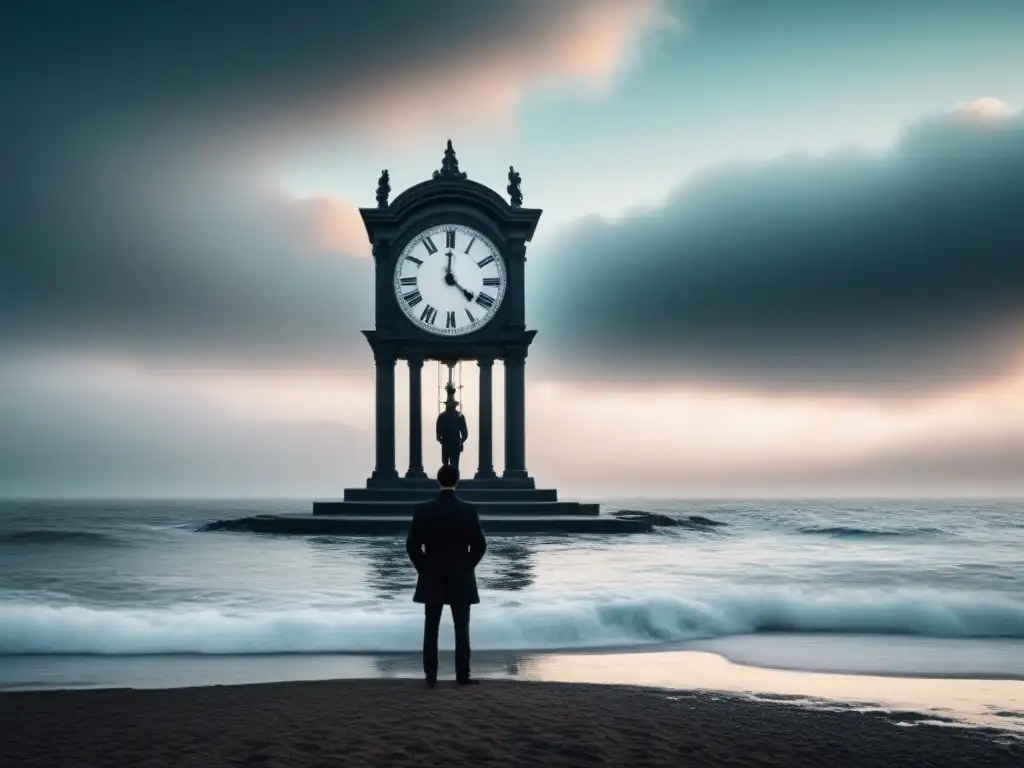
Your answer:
[200,513,652,536]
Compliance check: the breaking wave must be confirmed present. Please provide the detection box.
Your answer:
[2,588,1022,655]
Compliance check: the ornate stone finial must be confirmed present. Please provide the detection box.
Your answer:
[507,165,523,208]
[375,169,391,208]
[433,139,467,180]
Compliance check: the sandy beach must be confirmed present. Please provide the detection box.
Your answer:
[1,678,1020,768]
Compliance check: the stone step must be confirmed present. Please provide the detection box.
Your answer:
[365,476,537,490]
[313,500,598,516]
[342,487,558,503]
[203,513,651,536]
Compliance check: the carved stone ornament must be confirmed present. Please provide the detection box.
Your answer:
[433,139,468,180]
[507,165,523,208]
[375,169,391,208]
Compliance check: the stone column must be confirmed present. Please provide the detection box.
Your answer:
[508,242,527,332]
[502,348,528,479]
[405,355,427,478]
[370,346,399,484]
[475,357,496,479]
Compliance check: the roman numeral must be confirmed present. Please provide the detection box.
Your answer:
[465,308,476,323]
[445,229,456,248]
[420,305,438,325]
[399,276,417,286]
[476,254,495,268]
[464,237,476,254]
[446,311,456,329]
[403,290,422,307]
[482,277,500,287]
[475,293,495,309]
[406,255,423,267]
[422,236,438,255]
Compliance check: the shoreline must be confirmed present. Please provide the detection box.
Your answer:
[6,644,1024,683]
[3,646,1022,735]
[2,678,1021,767]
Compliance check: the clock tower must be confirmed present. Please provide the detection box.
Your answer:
[360,140,538,489]
[310,140,646,531]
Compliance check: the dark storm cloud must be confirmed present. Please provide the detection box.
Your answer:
[533,111,1024,395]
[1,1,605,131]
[0,164,377,369]
[1,1,651,368]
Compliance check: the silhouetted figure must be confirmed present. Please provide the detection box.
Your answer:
[405,464,487,687]
[436,383,468,470]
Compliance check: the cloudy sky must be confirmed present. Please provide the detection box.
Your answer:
[2,0,1023,497]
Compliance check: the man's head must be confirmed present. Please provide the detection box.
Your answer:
[437,464,460,489]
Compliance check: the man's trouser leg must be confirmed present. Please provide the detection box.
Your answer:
[423,604,443,680]
[451,604,471,680]
[441,442,460,470]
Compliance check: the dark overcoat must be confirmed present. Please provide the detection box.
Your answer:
[436,409,469,449]
[405,490,487,605]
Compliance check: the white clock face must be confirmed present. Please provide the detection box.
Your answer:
[393,224,506,336]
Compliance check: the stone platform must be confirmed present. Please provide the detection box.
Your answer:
[199,482,653,534]
[311,477,605,522]
[339,487,558,503]
[314,500,598,516]
[362,476,538,490]
[202,513,652,536]
[197,477,651,537]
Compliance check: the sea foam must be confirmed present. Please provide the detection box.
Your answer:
[2,588,1023,655]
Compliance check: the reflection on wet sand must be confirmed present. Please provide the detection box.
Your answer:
[373,651,525,680]
[366,649,1023,732]
[515,650,1024,733]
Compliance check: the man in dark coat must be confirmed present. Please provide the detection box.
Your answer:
[405,463,487,687]
[436,384,469,470]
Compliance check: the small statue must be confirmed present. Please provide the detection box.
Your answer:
[375,170,391,208]
[433,139,468,180]
[507,165,523,208]
[436,382,468,470]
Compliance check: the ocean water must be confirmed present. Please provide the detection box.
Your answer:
[1,498,1022,691]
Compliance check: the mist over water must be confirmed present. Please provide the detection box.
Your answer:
[0,499,1022,681]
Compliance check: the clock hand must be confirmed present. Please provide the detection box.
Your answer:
[447,276,474,300]
[450,273,474,300]
[442,251,475,300]
[443,271,471,300]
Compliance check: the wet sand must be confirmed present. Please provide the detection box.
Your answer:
[1,678,1021,767]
